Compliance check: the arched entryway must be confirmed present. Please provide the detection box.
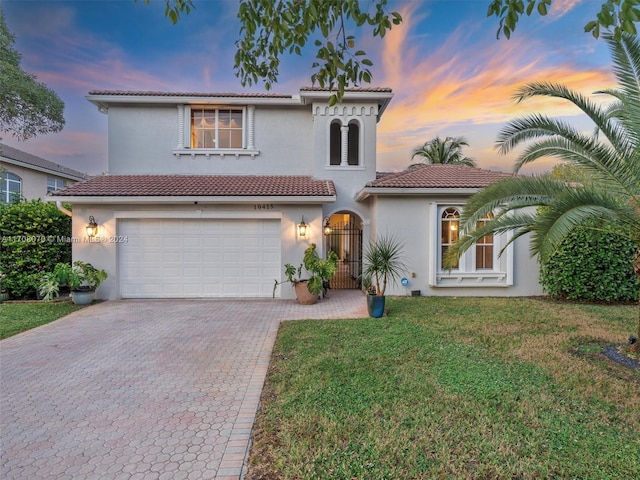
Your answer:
[324,212,363,289]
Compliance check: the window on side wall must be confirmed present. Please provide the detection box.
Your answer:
[47,177,66,192]
[191,108,244,149]
[1,172,22,204]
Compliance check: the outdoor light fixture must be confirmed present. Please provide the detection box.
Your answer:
[86,216,98,238]
[298,216,307,237]
[323,217,332,236]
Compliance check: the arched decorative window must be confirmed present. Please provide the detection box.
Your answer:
[329,121,341,165]
[1,172,22,204]
[475,213,494,269]
[347,121,359,166]
[441,207,460,269]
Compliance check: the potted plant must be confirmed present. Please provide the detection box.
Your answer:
[39,261,107,305]
[362,234,407,317]
[273,244,339,304]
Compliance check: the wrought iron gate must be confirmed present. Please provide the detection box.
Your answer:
[326,221,362,289]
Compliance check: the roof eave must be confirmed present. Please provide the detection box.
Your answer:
[355,187,482,201]
[1,157,87,181]
[46,195,337,205]
[86,94,302,112]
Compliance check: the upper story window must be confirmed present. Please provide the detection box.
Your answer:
[47,177,66,192]
[328,119,361,167]
[191,108,244,149]
[1,172,22,204]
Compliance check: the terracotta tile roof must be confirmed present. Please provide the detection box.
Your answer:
[87,90,293,98]
[300,86,393,93]
[367,164,513,189]
[49,175,336,197]
[1,143,87,180]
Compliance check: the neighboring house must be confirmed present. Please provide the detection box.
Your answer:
[0,143,87,203]
[49,88,542,300]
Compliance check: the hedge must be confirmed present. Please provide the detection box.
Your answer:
[539,226,639,303]
[0,200,72,299]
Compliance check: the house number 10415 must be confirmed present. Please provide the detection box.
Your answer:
[254,204,274,210]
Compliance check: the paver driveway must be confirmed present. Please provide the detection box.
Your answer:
[1,291,367,480]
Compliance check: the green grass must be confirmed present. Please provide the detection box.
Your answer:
[247,297,640,480]
[0,301,84,339]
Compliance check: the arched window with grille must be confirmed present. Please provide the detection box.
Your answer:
[441,207,460,269]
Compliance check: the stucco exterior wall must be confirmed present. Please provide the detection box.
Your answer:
[366,196,543,297]
[0,163,75,201]
[106,105,314,175]
[69,202,328,301]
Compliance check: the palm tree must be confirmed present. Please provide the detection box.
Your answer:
[410,136,477,167]
[446,33,640,351]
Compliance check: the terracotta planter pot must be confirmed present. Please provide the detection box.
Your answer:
[294,281,318,305]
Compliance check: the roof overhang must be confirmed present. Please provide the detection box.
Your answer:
[46,195,336,205]
[355,187,481,201]
[1,157,86,181]
[86,93,303,114]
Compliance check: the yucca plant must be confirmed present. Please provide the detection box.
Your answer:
[362,234,407,297]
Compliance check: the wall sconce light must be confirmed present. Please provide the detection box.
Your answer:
[323,217,332,236]
[86,216,98,238]
[450,223,458,232]
[297,216,307,237]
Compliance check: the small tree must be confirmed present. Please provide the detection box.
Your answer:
[0,9,65,141]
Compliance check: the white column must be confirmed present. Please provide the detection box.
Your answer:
[176,105,185,149]
[247,105,255,150]
[340,124,349,166]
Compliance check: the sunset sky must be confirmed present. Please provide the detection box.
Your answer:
[2,0,615,175]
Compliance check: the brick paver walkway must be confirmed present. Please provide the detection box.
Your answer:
[1,291,367,480]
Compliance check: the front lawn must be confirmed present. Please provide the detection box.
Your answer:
[0,301,84,339]
[247,297,639,479]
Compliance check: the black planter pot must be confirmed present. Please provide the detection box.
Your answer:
[367,294,385,318]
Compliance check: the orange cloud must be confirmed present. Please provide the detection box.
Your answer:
[375,9,614,173]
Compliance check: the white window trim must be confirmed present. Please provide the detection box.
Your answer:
[172,104,260,158]
[428,203,513,287]
[47,177,66,192]
[1,172,22,203]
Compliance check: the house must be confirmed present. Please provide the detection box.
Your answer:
[1,143,87,203]
[48,88,542,300]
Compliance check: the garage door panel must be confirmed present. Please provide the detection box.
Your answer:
[119,219,280,298]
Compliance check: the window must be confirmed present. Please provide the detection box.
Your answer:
[191,108,243,149]
[430,204,512,287]
[1,172,21,204]
[47,177,66,192]
[441,208,460,269]
[328,119,360,166]
[347,122,359,166]
[475,213,494,269]
[329,121,341,165]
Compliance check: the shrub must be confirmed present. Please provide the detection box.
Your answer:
[539,226,639,303]
[0,200,72,299]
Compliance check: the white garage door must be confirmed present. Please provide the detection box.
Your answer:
[119,219,281,298]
